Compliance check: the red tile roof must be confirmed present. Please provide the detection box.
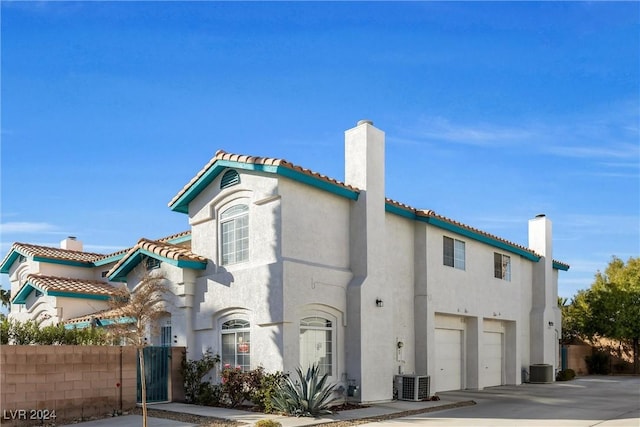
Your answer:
[106,237,207,278]
[168,149,359,208]
[3,242,104,265]
[25,274,119,297]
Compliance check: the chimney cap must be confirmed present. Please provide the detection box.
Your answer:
[357,119,373,126]
[68,236,77,240]
[535,214,546,218]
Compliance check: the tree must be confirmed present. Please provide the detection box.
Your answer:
[108,261,169,427]
[0,288,11,310]
[579,256,640,374]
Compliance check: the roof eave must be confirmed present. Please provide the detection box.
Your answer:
[168,159,359,213]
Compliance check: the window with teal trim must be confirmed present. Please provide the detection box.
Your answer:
[220,170,240,189]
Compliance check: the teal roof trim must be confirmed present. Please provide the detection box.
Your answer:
[0,250,21,274]
[94,253,126,267]
[65,316,135,330]
[385,201,542,263]
[108,247,207,282]
[423,216,541,262]
[32,256,93,268]
[553,261,570,271]
[276,166,359,200]
[12,283,40,304]
[166,234,192,245]
[169,159,358,213]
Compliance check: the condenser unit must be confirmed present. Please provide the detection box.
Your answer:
[394,375,430,401]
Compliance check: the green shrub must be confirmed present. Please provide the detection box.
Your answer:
[556,369,576,381]
[254,420,282,427]
[585,351,610,375]
[271,364,338,417]
[250,369,287,413]
[0,319,108,345]
[181,349,220,404]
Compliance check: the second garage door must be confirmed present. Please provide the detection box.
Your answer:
[482,331,503,388]
[434,328,463,392]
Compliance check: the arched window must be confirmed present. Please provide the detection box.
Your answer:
[221,319,250,371]
[220,204,249,265]
[300,316,333,376]
[220,169,240,189]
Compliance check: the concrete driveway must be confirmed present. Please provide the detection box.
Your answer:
[366,376,640,426]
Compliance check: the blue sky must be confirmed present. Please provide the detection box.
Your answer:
[1,1,638,301]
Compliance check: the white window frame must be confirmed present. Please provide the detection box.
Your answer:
[494,253,511,281]
[443,236,466,270]
[299,315,335,379]
[219,204,249,266]
[221,319,251,372]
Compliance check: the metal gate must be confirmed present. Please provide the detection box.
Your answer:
[137,346,169,403]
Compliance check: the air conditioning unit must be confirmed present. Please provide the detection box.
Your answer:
[394,375,430,401]
[529,364,554,383]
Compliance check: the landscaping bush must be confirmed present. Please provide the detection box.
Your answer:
[255,420,282,427]
[182,349,221,404]
[249,369,288,413]
[585,351,610,375]
[0,318,108,345]
[556,368,576,381]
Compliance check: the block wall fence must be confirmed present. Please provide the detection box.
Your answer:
[0,345,185,426]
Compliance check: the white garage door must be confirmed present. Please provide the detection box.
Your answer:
[435,328,463,392]
[482,332,503,388]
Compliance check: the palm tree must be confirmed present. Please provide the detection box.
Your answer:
[0,288,10,310]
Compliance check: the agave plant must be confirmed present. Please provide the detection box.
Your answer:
[271,364,338,417]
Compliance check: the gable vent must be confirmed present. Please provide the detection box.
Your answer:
[220,169,240,189]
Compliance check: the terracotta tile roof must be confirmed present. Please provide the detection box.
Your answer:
[65,307,123,325]
[158,230,191,242]
[386,197,540,257]
[107,237,207,278]
[24,274,118,297]
[94,230,192,263]
[168,149,359,208]
[3,242,104,265]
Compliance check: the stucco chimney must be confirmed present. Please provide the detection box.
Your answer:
[345,120,385,193]
[345,120,392,402]
[60,236,83,252]
[528,214,560,366]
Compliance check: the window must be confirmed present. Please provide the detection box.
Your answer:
[145,257,161,271]
[494,253,511,281]
[300,317,333,377]
[221,319,250,371]
[220,204,249,265]
[160,319,172,347]
[220,169,240,189]
[443,236,465,270]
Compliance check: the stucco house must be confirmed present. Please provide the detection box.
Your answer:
[1,120,569,402]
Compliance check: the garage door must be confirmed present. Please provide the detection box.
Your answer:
[482,332,503,388]
[435,328,463,392]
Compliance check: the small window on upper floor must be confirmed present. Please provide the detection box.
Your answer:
[494,253,511,281]
[443,236,465,270]
[146,257,161,271]
[221,170,240,189]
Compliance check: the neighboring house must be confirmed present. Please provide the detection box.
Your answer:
[1,120,569,402]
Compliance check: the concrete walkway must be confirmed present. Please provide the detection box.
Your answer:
[59,398,469,427]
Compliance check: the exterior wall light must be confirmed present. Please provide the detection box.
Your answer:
[375,298,384,307]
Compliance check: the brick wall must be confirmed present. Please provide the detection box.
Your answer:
[0,346,185,426]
